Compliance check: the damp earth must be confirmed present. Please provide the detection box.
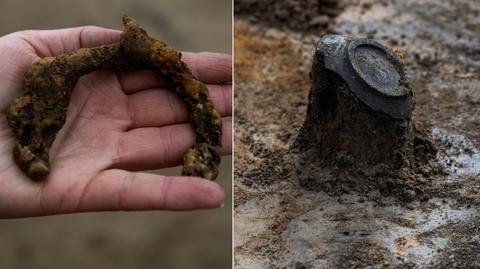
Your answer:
[234,0,480,268]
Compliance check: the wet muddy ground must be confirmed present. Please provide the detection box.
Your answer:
[234,0,480,268]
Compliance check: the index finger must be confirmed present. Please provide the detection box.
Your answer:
[117,52,232,94]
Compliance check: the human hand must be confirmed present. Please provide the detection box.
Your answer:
[0,26,231,218]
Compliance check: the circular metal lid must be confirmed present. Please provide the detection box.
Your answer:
[347,39,408,97]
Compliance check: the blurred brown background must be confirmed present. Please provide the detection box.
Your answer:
[0,0,232,268]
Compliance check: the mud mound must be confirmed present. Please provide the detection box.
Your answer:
[296,122,447,203]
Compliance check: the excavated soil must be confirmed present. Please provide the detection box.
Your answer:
[234,0,480,268]
[0,1,232,268]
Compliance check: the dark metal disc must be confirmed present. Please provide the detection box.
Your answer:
[347,38,408,97]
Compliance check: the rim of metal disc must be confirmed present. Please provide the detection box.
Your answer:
[347,38,408,97]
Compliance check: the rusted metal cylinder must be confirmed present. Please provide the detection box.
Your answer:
[295,35,414,169]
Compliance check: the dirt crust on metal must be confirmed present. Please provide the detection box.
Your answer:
[7,16,222,181]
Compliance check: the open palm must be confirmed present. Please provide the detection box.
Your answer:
[0,26,231,218]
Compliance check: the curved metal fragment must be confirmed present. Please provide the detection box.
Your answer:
[6,16,222,180]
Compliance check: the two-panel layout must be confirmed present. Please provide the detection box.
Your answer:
[0,0,479,268]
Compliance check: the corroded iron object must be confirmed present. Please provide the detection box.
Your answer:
[6,16,222,181]
[295,35,414,168]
